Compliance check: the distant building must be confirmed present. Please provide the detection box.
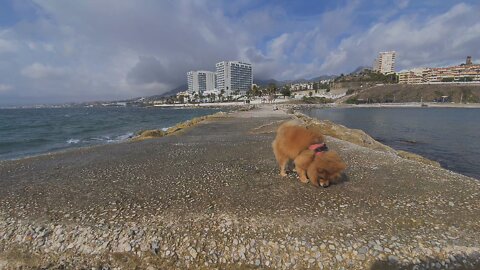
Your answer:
[373,51,396,74]
[187,71,216,95]
[398,68,428,84]
[466,56,473,65]
[398,56,480,84]
[216,61,253,96]
[424,64,480,83]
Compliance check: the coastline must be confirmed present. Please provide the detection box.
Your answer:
[0,109,230,164]
[1,105,479,269]
[341,102,480,108]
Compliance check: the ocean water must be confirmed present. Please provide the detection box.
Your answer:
[302,107,480,179]
[0,107,221,160]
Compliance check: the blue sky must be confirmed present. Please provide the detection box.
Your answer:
[0,0,479,105]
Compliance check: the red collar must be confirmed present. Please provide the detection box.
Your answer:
[309,143,328,155]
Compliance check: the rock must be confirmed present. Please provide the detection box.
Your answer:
[358,246,368,254]
[397,150,441,167]
[151,241,159,255]
[388,255,399,263]
[189,247,198,259]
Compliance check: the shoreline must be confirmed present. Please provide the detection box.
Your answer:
[0,109,231,165]
[341,102,480,108]
[0,103,475,180]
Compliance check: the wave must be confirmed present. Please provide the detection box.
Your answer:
[66,139,80,144]
[87,132,135,143]
[106,132,134,143]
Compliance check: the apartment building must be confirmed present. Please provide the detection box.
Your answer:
[216,61,253,96]
[399,57,480,84]
[373,51,396,74]
[398,68,428,84]
[187,71,216,94]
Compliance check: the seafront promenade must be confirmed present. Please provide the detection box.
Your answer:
[0,106,479,269]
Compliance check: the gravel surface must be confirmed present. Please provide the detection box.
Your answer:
[0,105,479,269]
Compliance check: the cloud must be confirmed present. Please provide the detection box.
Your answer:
[397,0,410,9]
[0,38,17,53]
[318,3,480,73]
[0,1,479,105]
[0,84,13,93]
[21,62,67,79]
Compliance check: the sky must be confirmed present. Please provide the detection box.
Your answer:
[0,0,479,106]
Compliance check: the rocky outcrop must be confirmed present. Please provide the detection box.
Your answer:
[132,111,228,141]
[295,112,441,167]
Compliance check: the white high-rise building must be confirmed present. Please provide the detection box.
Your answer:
[215,61,253,96]
[187,71,216,95]
[373,51,396,74]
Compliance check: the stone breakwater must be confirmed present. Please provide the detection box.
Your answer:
[0,105,479,269]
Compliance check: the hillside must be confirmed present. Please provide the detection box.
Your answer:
[345,84,480,104]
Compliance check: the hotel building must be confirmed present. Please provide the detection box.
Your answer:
[373,51,396,74]
[216,61,253,96]
[187,71,216,95]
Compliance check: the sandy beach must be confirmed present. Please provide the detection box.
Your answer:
[0,105,479,269]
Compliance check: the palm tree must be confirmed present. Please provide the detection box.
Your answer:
[219,90,225,102]
[267,83,278,95]
[251,85,261,97]
[280,85,291,98]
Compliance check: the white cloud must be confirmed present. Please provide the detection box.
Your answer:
[0,39,17,53]
[21,63,67,79]
[0,84,13,93]
[1,1,479,105]
[318,3,480,73]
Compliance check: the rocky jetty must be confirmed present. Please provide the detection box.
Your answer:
[0,105,478,269]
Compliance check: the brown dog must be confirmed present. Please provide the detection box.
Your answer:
[294,146,346,188]
[272,120,324,177]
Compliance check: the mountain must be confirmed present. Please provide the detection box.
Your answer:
[159,84,188,97]
[253,79,282,87]
[305,75,337,82]
[350,66,371,74]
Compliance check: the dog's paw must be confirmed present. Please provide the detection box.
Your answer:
[298,177,309,183]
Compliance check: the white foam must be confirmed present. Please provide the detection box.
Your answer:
[66,139,80,144]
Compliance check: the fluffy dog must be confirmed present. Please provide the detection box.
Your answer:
[294,146,346,187]
[272,120,325,177]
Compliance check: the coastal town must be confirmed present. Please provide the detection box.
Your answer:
[147,52,480,107]
[2,1,480,269]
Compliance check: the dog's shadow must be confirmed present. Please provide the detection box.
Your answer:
[332,172,350,186]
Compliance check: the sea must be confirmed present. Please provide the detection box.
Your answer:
[0,107,221,160]
[302,107,480,180]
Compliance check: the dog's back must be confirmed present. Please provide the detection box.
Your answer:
[272,120,324,159]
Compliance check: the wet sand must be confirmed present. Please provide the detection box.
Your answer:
[0,105,479,269]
